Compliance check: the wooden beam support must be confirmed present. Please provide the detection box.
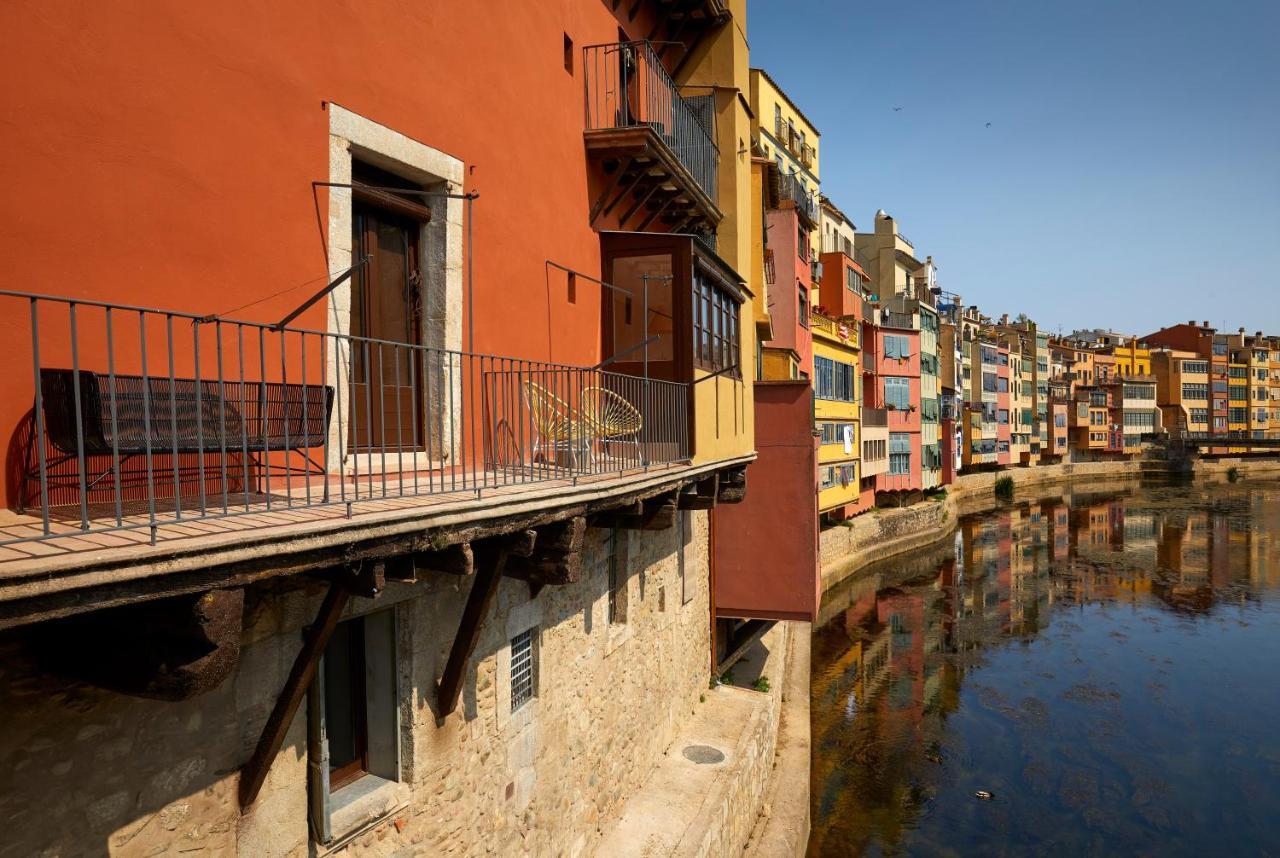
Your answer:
[588,156,634,226]
[507,529,539,558]
[601,164,649,220]
[594,493,677,530]
[589,499,644,526]
[504,516,587,586]
[342,559,385,598]
[419,542,474,577]
[239,581,350,810]
[437,549,509,715]
[384,553,418,583]
[635,190,679,232]
[36,588,245,703]
[716,467,747,505]
[678,473,719,510]
[618,178,664,228]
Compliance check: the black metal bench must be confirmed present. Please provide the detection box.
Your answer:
[39,369,334,455]
[24,369,334,510]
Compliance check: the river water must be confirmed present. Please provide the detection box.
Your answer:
[810,479,1280,856]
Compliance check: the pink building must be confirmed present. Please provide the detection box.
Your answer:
[996,342,1012,466]
[868,321,922,497]
[762,206,814,378]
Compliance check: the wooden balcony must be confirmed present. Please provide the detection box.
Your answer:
[584,41,721,235]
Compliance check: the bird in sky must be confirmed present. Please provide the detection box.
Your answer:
[893,106,902,112]
[985,122,992,128]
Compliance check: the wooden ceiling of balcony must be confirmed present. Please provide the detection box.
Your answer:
[613,0,730,73]
[586,127,722,235]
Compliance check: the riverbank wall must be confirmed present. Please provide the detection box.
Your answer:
[820,456,1280,593]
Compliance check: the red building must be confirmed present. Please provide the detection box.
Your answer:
[761,200,816,379]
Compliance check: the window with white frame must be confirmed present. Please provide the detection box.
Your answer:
[889,433,911,474]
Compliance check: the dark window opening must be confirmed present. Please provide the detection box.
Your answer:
[563,34,574,74]
[324,616,369,791]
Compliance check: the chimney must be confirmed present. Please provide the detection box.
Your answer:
[1257,331,1264,338]
[1239,327,1246,334]
[1202,321,1210,327]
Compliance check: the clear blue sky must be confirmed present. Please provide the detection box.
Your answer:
[747,0,1280,336]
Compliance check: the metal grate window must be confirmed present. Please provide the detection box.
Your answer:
[510,628,536,713]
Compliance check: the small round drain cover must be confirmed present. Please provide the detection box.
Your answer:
[682,744,725,765]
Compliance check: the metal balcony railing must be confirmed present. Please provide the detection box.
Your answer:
[2,291,689,551]
[881,310,915,330]
[776,171,818,225]
[583,41,718,202]
[821,234,854,257]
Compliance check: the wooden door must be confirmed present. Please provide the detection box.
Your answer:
[350,204,424,452]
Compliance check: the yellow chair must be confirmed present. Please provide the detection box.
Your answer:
[524,381,591,469]
[582,387,644,466]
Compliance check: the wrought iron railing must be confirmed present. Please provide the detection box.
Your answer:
[881,310,915,330]
[583,41,718,202]
[2,291,689,550]
[776,171,818,225]
[821,234,854,257]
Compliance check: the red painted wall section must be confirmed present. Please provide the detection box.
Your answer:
[763,208,813,374]
[0,1,695,507]
[713,380,819,622]
[816,252,862,320]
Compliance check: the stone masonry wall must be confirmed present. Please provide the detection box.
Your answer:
[0,511,714,858]
[820,457,1280,593]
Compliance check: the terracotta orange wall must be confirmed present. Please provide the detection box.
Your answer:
[762,208,812,374]
[816,251,860,319]
[0,1,683,506]
[713,380,818,622]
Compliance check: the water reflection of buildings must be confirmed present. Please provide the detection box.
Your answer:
[809,484,1280,855]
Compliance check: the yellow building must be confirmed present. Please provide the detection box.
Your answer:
[749,67,821,258]
[1228,358,1249,437]
[812,308,861,517]
[1110,341,1152,376]
[1248,335,1270,437]
[1269,338,1280,438]
[684,2,756,462]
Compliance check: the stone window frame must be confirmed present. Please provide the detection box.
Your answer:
[496,598,543,735]
[604,528,632,655]
[678,510,696,606]
[307,600,412,848]
[324,104,465,475]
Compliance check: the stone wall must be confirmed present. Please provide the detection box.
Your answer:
[688,623,787,858]
[820,456,1280,593]
[0,512,717,858]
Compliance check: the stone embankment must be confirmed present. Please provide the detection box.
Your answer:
[821,456,1280,592]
